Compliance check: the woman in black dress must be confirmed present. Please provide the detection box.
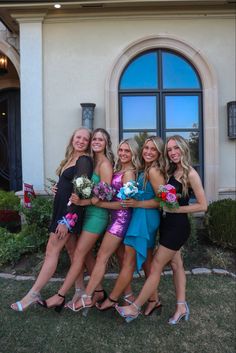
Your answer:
[116,135,207,323]
[11,127,93,311]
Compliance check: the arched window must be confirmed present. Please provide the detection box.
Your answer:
[119,49,203,179]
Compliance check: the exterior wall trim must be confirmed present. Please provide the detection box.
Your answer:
[105,34,219,202]
[0,39,20,77]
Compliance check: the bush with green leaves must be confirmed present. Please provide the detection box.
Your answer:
[204,198,236,249]
[0,196,53,265]
[0,190,21,231]
[0,190,20,210]
[21,196,53,229]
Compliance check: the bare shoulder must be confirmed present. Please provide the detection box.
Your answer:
[188,167,202,186]
[149,166,162,178]
[100,158,113,170]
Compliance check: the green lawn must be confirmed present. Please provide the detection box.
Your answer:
[1,275,235,353]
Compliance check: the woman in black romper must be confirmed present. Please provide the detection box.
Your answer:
[116,135,207,324]
[11,127,93,311]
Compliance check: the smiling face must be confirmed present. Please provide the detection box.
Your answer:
[118,142,132,165]
[91,131,107,154]
[167,138,182,164]
[72,129,90,153]
[142,140,159,164]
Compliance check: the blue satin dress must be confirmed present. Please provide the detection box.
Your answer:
[123,172,160,271]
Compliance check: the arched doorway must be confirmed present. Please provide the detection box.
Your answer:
[0,50,21,191]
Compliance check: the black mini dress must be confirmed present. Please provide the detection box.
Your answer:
[159,176,191,251]
[49,155,93,234]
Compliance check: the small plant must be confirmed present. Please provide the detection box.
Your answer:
[204,198,236,249]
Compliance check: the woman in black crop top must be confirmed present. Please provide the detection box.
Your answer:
[116,135,207,324]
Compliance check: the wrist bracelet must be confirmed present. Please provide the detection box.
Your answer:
[58,217,71,231]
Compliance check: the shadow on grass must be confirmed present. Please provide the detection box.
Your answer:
[1,275,235,353]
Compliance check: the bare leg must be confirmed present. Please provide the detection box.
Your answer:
[74,232,122,309]
[98,245,136,310]
[11,232,70,311]
[65,234,85,291]
[116,244,134,302]
[45,230,100,307]
[142,248,160,315]
[117,245,176,317]
[169,251,187,320]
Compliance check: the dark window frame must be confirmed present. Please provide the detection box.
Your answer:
[118,48,204,181]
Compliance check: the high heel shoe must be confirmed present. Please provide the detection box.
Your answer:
[96,295,118,311]
[93,289,108,304]
[144,299,162,316]
[65,287,85,308]
[123,292,134,305]
[168,301,190,325]
[10,291,42,312]
[115,302,141,323]
[38,292,65,313]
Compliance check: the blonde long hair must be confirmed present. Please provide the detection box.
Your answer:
[164,135,192,196]
[56,127,91,176]
[114,138,141,175]
[91,128,114,165]
[141,136,165,186]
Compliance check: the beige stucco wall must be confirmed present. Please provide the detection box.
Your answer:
[43,16,235,196]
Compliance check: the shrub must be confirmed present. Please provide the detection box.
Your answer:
[204,199,236,249]
[0,190,20,210]
[0,190,21,232]
[0,196,53,265]
[21,196,53,229]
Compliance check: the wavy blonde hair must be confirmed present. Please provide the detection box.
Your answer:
[164,135,192,196]
[141,136,165,187]
[114,138,141,175]
[91,128,114,165]
[56,127,91,176]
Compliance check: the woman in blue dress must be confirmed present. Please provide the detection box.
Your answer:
[99,136,165,315]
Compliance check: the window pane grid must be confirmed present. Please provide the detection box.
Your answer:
[119,49,203,180]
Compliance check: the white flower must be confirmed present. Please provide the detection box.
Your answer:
[75,177,83,188]
[83,187,92,197]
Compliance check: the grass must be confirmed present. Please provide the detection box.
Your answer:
[1,275,235,353]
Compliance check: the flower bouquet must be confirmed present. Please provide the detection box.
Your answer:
[92,181,116,201]
[117,180,143,200]
[73,175,93,199]
[155,184,180,209]
[67,175,93,206]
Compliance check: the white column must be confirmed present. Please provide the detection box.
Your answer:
[18,17,44,191]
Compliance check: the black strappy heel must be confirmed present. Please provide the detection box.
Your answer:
[38,292,65,313]
[94,289,108,304]
[96,295,118,311]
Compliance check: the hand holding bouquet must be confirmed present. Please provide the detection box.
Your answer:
[117,180,143,200]
[68,175,94,206]
[73,175,93,199]
[92,181,116,201]
[155,184,180,209]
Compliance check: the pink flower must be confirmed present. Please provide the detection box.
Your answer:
[165,184,175,191]
[66,213,72,219]
[166,193,177,203]
[70,220,75,227]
